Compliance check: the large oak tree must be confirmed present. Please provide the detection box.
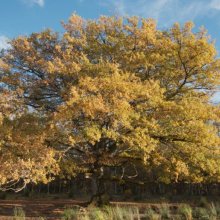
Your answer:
[1,15,220,204]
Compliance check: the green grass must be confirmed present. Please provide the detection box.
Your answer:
[60,201,220,219]
[62,208,79,220]
[178,204,192,220]
[158,203,170,219]
[145,208,161,220]
[13,207,25,220]
[61,206,141,220]
[10,200,220,219]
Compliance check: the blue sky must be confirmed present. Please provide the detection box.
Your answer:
[1,0,220,45]
[1,0,220,100]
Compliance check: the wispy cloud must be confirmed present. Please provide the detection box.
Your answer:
[22,0,45,7]
[0,36,10,50]
[210,0,220,10]
[103,0,220,27]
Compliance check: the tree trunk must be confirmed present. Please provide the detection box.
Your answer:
[88,169,110,207]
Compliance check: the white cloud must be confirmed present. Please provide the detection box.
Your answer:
[210,0,220,10]
[0,36,10,50]
[135,0,172,20]
[22,0,45,7]
[103,0,220,27]
[103,0,172,22]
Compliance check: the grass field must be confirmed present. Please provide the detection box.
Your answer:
[0,197,220,219]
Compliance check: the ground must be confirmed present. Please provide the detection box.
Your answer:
[0,199,83,219]
[0,199,181,219]
[0,196,218,219]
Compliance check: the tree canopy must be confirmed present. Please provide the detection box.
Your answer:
[0,14,220,204]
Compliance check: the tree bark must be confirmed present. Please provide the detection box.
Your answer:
[88,170,109,207]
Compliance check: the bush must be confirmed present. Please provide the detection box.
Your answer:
[13,207,25,220]
[199,197,209,208]
[89,208,106,220]
[102,206,114,220]
[208,202,217,219]
[130,206,141,220]
[145,208,161,220]
[178,204,192,220]
[98,206,139,220]
[62,208,79,220]
[159,203,170,219]
[193,207,209,219]
[111,206,127,220]
[215,202,220,216]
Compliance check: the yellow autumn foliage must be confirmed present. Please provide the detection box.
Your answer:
[1,14,220,187]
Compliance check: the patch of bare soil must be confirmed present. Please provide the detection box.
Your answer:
[0,199,85,219]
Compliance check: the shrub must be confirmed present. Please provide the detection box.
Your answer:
[62,208,79,220]
[13,207,25,220]
[178,204,192,220]
[159,203,170,219]
[88,206,133,220]
[103,206,139,220]
[89,208,106,220]
[103,206,114,220]
[215,202,220,216]
[199,197,209,208]
[208,203,217,220]
[145,208,161,220]
[71,206,140,220]
[193,207,209,220]
[112,206,126,220]
[129,207,140,220]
